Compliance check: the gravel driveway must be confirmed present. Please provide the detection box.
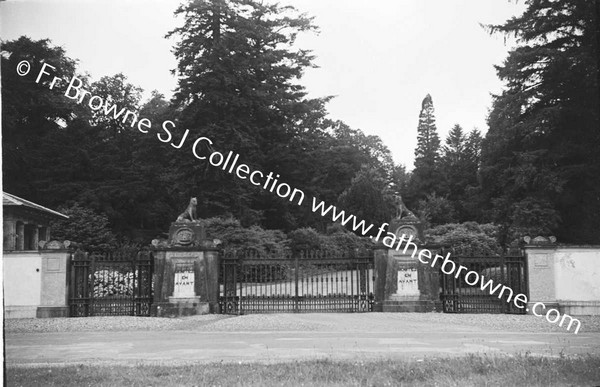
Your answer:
[5,313,600,334]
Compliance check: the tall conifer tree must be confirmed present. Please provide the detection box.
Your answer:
[409,94,441,201]
[167,0,327,227]
[442,124,465,167]
[480,0,599,243]
[439,125,481,221]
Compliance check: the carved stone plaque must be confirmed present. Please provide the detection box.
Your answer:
[174,228,194,246]
[395,225,418,240]
[396,267,419,296]
[173,263,195,297]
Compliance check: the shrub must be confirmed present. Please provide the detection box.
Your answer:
[50,202,117,250]
[91,269,136,298]
[417,193,457,227]
[199,216,288,254]
[288,226,372,253]
[322,227,372,253]
[288,227,322,251]
[425,222,502,255]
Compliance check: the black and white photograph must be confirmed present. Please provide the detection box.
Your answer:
[2,0,600,385]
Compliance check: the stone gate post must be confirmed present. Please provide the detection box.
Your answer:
[151,222,220,317]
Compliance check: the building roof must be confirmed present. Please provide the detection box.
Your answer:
[3,192,69,219]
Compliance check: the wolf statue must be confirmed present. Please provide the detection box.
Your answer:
[176,197,198,222]
[393,194,416,219]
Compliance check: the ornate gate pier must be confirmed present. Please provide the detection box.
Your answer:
[150,222,220,317]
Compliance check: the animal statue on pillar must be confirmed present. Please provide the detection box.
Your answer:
[176,197,198,222]
[394,194,416,219]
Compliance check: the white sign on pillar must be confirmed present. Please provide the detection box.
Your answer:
[396,267,419,296]
[173,265,195,297]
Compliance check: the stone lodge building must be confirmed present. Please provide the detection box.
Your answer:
[3,192,68,251]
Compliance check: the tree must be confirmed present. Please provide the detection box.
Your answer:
[425,222,502,255]
[439,125,482,221]
[78,74,150,235]
[201,217,288,254]
[89,73,143,137]
[2,10,403,243]
[391,164,410,196]
[50,203,117,250]
[1,37,80,201]
[408,94,442,203]
[167,0,329,229]
[439,124,466,199]
[480,0,600,244]
[330,120,395,179]
[417,192,457,227]
[464,129,482,170]
[167,1,395,232]
[337,165,395,232]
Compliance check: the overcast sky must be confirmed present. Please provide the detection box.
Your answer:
[1,0,526,169]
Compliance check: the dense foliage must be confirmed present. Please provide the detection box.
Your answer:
[200,217,288,254]
[405,0,599,245]
[425,222,502,255]
[478,0,600,244]
[2,1,397,243]
[49,203,117,250]
[3,0,599,249]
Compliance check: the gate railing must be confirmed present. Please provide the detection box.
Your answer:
[69,249,153,317]
[219,249,374,314]
[440,249,528,314]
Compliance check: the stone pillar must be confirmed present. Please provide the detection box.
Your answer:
[524,245,559,314]
[203,249,221,313]
[37,250,70,318]
[3,220,16,251]
[33,226,39,249]
[372,200,441,312]
[373,247,441,312]
[16,222,24,251]
[152,248,220,316]
[151,222,220,317]
[38,226,47,244]
[373,249,388,312]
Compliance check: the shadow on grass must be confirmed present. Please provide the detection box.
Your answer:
[7,353,600,387]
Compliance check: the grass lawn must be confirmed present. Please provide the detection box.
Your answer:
[7,354,600,387]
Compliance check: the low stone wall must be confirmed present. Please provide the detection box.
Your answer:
[3,250,70,319]
[4,252,42,318]
[526,245,600,315]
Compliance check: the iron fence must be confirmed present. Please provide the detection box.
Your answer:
[440,249,528,314]
[219,249,374,314]
[69,249,153,317]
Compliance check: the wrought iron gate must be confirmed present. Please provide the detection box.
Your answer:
[440,249,528,314]
[69,249,154,317]
[219,249,374,314]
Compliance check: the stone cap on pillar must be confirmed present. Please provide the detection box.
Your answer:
[168,222,206,247]
[151,223,222,250]
[522,235,557,248]
[38,239,71,251]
